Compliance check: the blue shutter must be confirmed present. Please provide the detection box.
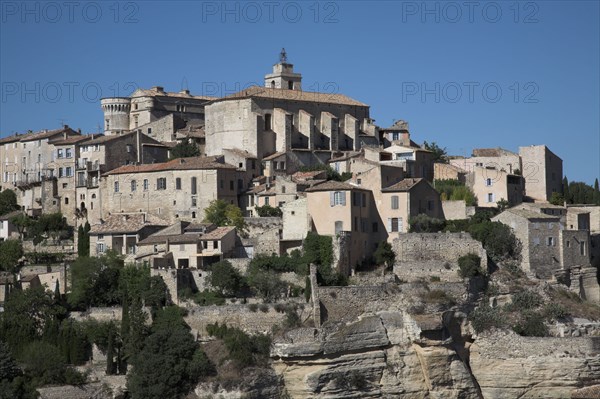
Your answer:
[330,191,334,207]
[341,192,346,206]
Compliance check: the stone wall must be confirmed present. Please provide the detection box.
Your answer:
[182,303,309,337]
[392,233,487,282]
[243,217,282,256]
[441,200,475,220]
[70,307,123,322]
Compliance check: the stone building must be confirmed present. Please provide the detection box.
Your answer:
[0,210,21,241]
[204,54,379,169]
[433,162,467,183]
[100,87,216,135]
[380,178,443,239]
[102,156,239,223]
[493,206,598,301]
[305,180,381,274]
[380,144,435,182]
[518,145,563,202]
[466,166,523,208]
[89,212,169,262]
[449,147,521,175]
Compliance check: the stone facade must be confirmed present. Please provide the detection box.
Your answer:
[441,200,476,220]
[466,166,523,207]
[392,232,488,282]
[519,145,563,202]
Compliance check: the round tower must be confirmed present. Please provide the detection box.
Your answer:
[100,97,131,135]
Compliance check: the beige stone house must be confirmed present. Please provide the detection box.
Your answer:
[89,213,169,262]
[305,181,382,274]
[380,144,435,182]
[102,156,238,223]
[0,210,20,241]
[433,162,467,183]
[450,148,521,175]
[466,166,523,208]
[518,145,563,202]
[380,178,443,239]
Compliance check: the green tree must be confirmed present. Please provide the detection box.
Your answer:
[594,178,600,205]
[204,200,247,235]
[549,192,564,206]
[169,141,200,159]
[409,214,446,233]
[209,260,243,296]
[562,176,570,203]
[255,204,283,217]
[457,254,483,278]
[127,322,212,398]
[468,221,521,263]
[496,198,509,211]
[374,241,395,269]
[68,252,124,309]
[423,141,448,163]
[9,213,31,240]
[0,190,19,217]
[0,286,66,357]
[247,269,285,302]
[0,341,19,381]
[0,240,23,273]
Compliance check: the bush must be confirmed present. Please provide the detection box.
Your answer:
[248,303,258,312]
[193,291,225,306]
[374,241,395,269]
[254,204,283,217]
[423,289,455,307]
[205,323,271,369]
[208,260,243,297]
[543,303,568,320]
[259,304,269,313]
[283,308,301,329]
[512,311,547,337]
[509,290,542,310]
[458,254,482,278]
[470,305,503,333]
[468,221,521,262]
[409,214,446,233]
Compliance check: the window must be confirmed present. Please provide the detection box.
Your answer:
[65,167,73,177]
[143,179,149,191]
[335,221,343,234]
[148,128,152,134]
[157,177,167,190]
[372,222,378,232]
[220,180,224,189]
[547,237,555,246]
[65,148,72,158]
[105,119,110,130]
[251,160,256,170]
[179,244,185,251]
[485,178,492,187]
[391,195,399,209]
[580,242,586,256]
[230,180,234,190]
[388,217,403,232]
[357,178,362,185]
[487,193,495,203]
[112,181,119,192]
[153,245,158,253]
[176,178,182,190]
[97,243,105,253]
[428,200,434,211]
[58,168,64,178]
[192,211,196,219]
[126,144,133,153]
[191,196,197,207]
[548,223,553,229]
[566,240,571,248]
[282,186,286,194]
[362,193,366,207]
[354,217,358,231]
[57,149,63,158]
[64,197,69,205]
[265,197,270,205]
[265,113,272,131]
[131,180,137,192]
[37,154,41,163]
[332,191,345,206]
[213,240,219,249]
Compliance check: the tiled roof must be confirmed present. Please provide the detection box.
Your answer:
[0,210,22,221]
[329,151,361,162]
[292,170,327,181]
[223,148,258,159]
[199,226,235,240]
[210,86,368,107]
[79,132,134,145]
[305,180,365,192]
[263,151,286,161]
[503,208,560,220]
[472,147,516,157]
[105,156,235,175]
[50,135,90,145]
[89,213,169,234]
[381,178,424,192]
[132,87,217,101]
[175,124,205,139]
[0,127,78,144]
[138,233,202,245]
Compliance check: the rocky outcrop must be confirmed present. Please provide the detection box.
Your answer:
[470,330,600,399]
[272,312,480,398]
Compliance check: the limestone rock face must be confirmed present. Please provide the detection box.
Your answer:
[272,311,480,398]
[470,330,600,399]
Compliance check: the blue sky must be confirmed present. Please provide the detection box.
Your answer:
[1,0,598,184]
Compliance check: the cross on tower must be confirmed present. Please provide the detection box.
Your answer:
[279,48,287,63]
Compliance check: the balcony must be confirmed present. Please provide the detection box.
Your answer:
[76,160,104,173]
[76,178,99,188]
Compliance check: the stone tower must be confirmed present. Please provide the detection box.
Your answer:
[100,97,131,135]
[264,48,302,90]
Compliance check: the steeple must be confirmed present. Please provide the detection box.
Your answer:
[265,48,302,90]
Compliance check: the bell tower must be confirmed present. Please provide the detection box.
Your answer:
[264,48,302,90]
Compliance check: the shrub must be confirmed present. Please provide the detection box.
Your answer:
[193,291,225,306]
[423,289,455,307]
[274,303,286,313]
[458,254,482,278]
[208,260,243,297]
[374,241,395,269]
[283,308,301,329]
[259,304,269,313]
[409,214,446,233]
[248,303,258,312]
[512,311,548,337]
[429,275,441,282]
[205,323,271,369]
[509,290,542,310]
[470,305,503,333]
[254,204,283,217]
[543,303,568,320]
[468,221,521,262]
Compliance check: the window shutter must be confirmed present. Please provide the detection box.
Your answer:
[330,191,334,207]
[387,218,392,232]
[341,191,346,206]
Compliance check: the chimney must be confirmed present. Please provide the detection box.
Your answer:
[180,89,190,95]
[179,159,185,164]
[77,128,81,134]
[63,124,69,129]
[142,213,146,223]
[153,86,164,93]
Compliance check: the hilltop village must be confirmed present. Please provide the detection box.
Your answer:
[0,51,599,398]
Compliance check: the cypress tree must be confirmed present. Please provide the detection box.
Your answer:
[83,222,91,256]
[106,327,115,375]
[119,294,130,374]
[594,178,600,205]
[77,225,84,256]
[562,177,570,204]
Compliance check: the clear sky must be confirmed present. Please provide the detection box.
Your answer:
[1,0,598,184]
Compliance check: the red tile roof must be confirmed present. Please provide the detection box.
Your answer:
[105,156,235,175]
